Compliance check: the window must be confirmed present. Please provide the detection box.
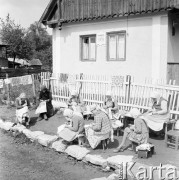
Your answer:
[81,35,96,61]
[107,31,126,61]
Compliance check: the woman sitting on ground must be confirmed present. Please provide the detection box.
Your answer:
[103,91,119,120]
[36,85,54,121]
[15,93,31,127]
[58,109,85,143]
[142,91,170,132]
[85,104,112,149]
[67,90,86,114]
[114,108,149,153]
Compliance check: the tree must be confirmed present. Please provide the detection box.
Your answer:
[0,14,33,68]
[26,22,52,71]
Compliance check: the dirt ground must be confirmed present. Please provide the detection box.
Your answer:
[0,105,179,169]
[0,130,111,180]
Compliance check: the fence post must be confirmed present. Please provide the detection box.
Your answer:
[31,74,36,97]
[6,73,10,103]
[49,72,52,91]
[78,73,83,96]
[126,75,131,104]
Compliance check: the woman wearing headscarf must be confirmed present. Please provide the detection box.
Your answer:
[114,108,149,153]
[142,91,170,132]
[15,93,30,126]
[103,91,119,120]
[36,85,53,121]
[67,90,86,113]
[57,108,85,143]
[85,104,112,149]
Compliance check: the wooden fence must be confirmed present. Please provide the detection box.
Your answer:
[0,68,47,79]
[41,72,179,119]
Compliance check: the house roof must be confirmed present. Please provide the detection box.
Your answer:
[40,0,179,27]
[8,58,30,66]
[29,59,42,66]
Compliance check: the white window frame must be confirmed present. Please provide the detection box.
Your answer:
[80,35,96,61]
[107,31,126,61]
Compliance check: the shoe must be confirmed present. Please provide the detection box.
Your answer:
[113,147,124,153]
[37,116,43,121]
[44,114,48,120]
[127,147,133,151]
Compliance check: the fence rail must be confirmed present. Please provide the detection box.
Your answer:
[41,72,179,119]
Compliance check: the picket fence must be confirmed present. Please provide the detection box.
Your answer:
[41,72,179,119]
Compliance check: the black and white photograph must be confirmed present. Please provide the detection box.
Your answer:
[0,0,179,180]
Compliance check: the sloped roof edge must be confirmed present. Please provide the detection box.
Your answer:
[39,0,57,25]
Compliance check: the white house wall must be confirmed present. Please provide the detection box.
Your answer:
[52,13,168,83]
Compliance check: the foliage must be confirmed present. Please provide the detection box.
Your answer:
[26,22,52,70]
[0,14,33,63]
[0,15,52,70]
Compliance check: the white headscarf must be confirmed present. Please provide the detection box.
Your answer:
[71,90,78,97]
[150,91,160,100]
[106,90,112,96]
[129,108,141,118]
[63,108,73,117]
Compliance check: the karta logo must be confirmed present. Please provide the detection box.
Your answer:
[116,163,179,180]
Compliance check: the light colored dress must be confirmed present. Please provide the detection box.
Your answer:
[142,97,170,131]
[85,111,111,149]
[15,97,30,124]
[128,117,149,144]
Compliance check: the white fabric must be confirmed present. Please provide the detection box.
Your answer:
[52,100,68,109]
[58,127,77,142]
[141,115,164,131]
[16,106,29,123]
[35,101,47,114]
[136,143,154,152]
[65,145,90,160]
[175,120,179,130]
[57,124,66,135]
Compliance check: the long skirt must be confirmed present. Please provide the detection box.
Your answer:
[16,106,29,124]
[141,112,170,131]
[128,131,149,144]
[85,126,110,149]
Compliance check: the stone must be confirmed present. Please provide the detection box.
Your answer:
[22,129,32,136]
[0,121,14,131]
[10,124,26,133]
[107,173,119,180]
[37,134,58,147]
[90,178,107,180]
[51,139,68,152]
[65,145,90,160]
[107,155,133,170]
[25,131,44,141]
[85,154,107,167]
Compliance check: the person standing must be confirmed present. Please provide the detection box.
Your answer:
[36,85,53,121]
